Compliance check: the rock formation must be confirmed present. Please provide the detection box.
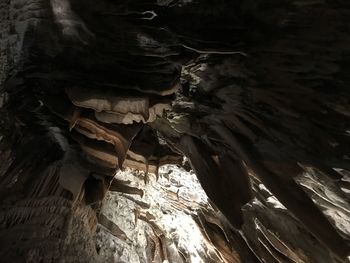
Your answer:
[0,0,349,262]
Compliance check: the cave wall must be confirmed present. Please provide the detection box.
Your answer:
[0,129,99,262]
[0,0,350,262]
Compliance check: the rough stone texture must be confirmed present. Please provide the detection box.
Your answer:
[1,0,350,262]
[0,138,99,263]
[97,165,350,263]
[96,165,235,263]
[0,198,98,263]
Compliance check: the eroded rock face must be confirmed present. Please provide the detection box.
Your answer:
[0,0,350,262]
[0,134,99,262]
[96,165,350,263]
[97,166,215,263]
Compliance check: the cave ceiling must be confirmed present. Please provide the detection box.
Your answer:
[0,0,350,262]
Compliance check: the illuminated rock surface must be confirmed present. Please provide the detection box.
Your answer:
[1,0,350,262]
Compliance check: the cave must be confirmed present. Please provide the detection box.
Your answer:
[0,0,350,262]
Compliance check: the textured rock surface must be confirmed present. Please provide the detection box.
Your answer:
[96,166,350,263]
[1,0,350,262]
[96,165,222,263]
[0,132,99,263]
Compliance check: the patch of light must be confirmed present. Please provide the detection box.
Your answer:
[163,213,204,251]
[190,254,203,263]
[258,183,272,194]
[266,196,287,210]
[98,165,213,262]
